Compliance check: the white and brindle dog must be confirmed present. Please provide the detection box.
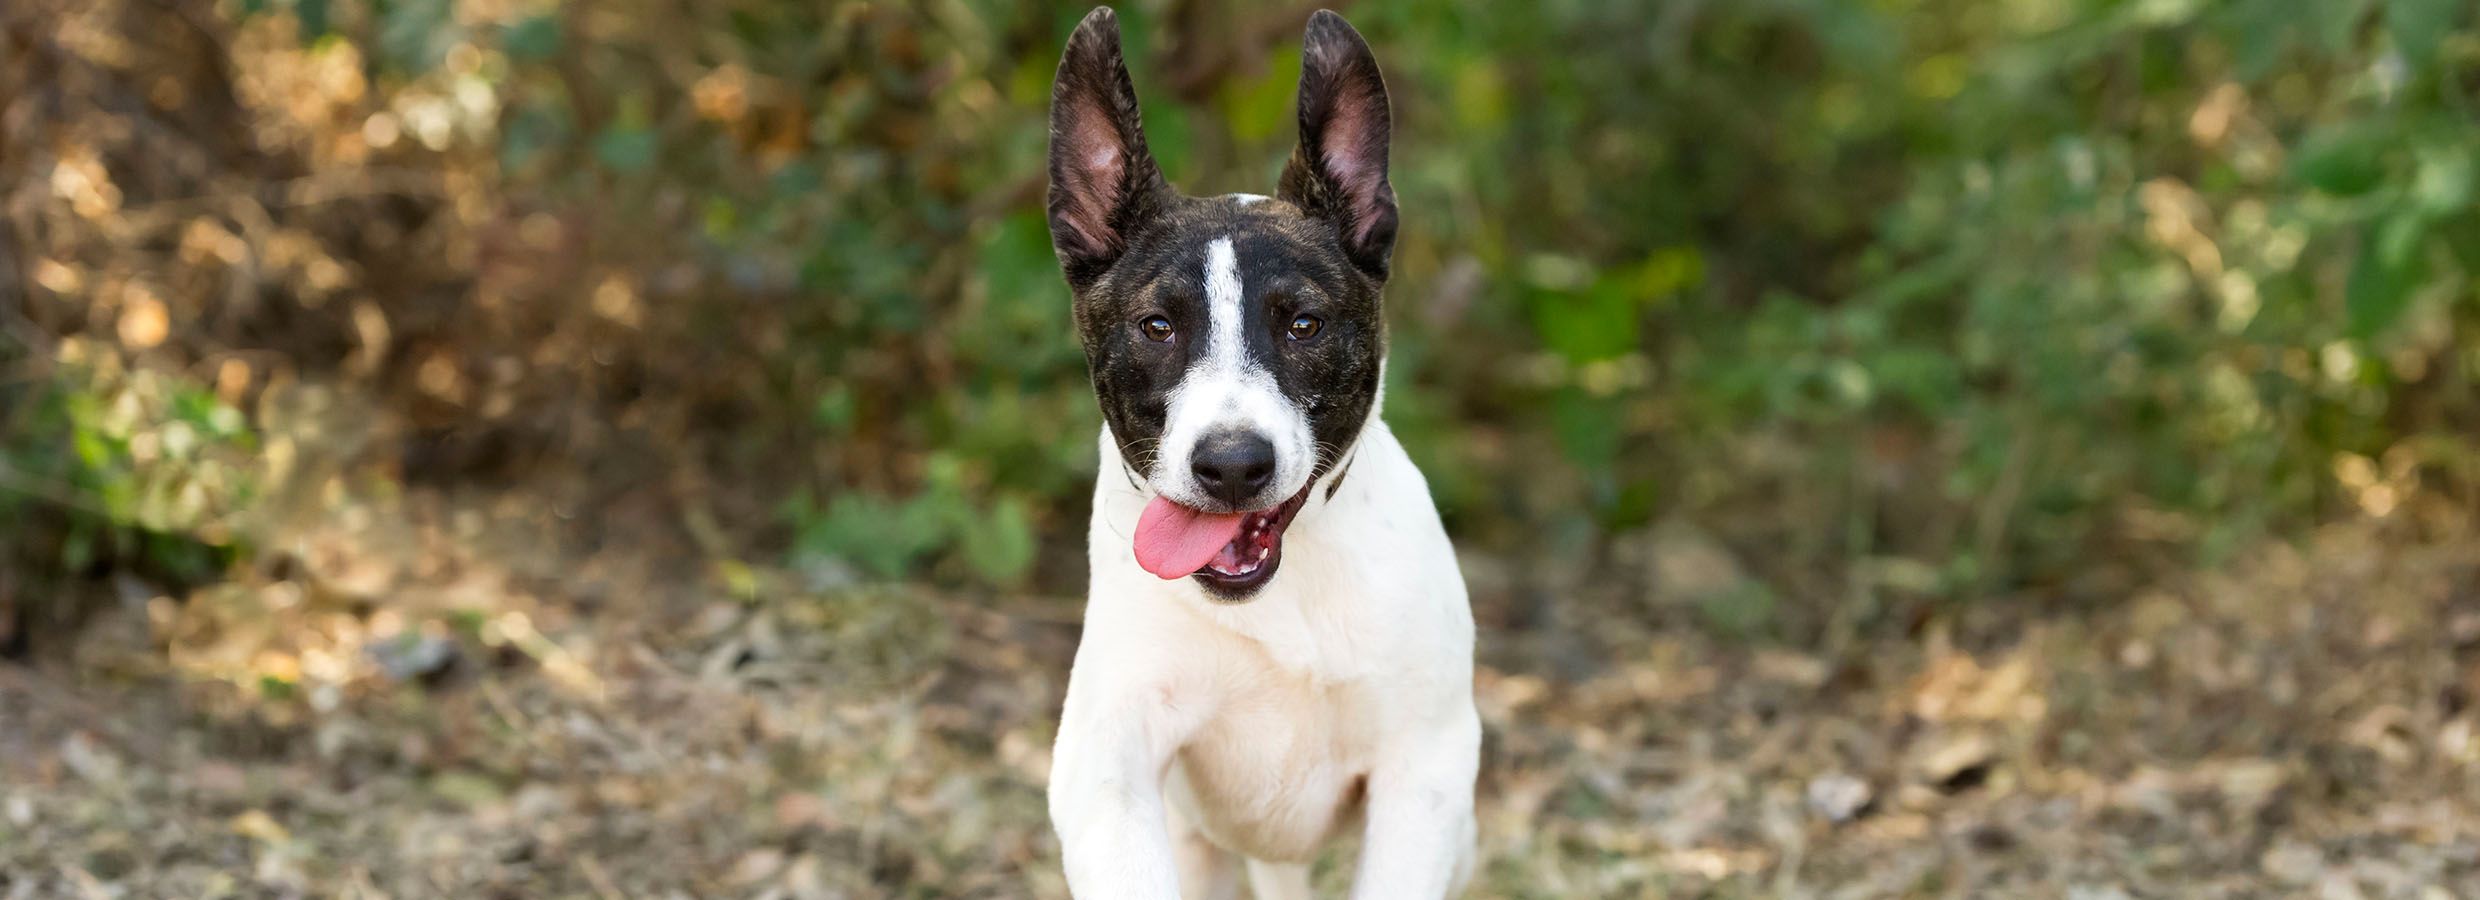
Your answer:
[1042,8,1478,899]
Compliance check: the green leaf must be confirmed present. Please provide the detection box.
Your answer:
[2294,123,2392,196]
[593,125,658,173]
[502,14,562,63]
[2386,0,2460,67]
[1528,255,1668,365]
[258,674,298,700]
[498,102,570,172]
[791,491,946,580]
[1529,283,1639,362]
[958,496,1036,584]
[2308,0,2374,55]
[814,383,856,431]
[2410,142,2475,216]
[2345,215,2429,339]
[1450,60,1509,132]
[1219,48,1299,144]
[2438,211,2480,274]
[376,0,454,72]
[2228,0,2373,76]
[1549,387,1623,473]
[2229,2,2298,78]
[292,0,330,41]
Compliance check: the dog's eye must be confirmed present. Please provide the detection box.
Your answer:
[1139,315,1176,343]
[1286,314,1323,342]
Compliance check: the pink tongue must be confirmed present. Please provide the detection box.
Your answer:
[1133,496,1246,580]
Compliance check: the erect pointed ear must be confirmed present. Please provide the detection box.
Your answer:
[1048,7,1170,289]
[1278,10,1396,281]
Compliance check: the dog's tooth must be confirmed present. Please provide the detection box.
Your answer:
[1256,547,1269,561]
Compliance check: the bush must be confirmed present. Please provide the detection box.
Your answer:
[9,0,2475,635]
[1,339,256,642]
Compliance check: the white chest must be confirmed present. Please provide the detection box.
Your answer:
[1167,654,1383,862]
[1071,419,1475,862]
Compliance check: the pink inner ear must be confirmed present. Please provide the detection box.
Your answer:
[1318,98,1384,246]
[1321,105,1364,183]
[1061,99,1128,255]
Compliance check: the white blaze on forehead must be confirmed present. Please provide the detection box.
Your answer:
[1203,237,1245,370]
[1226,193,1271,206]
[1154,236,1315,510]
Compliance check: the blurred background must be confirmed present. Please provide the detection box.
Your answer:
[4,0,2479,895]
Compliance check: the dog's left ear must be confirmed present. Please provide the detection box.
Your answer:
[1279,10,1396,281]
[1048,7,1170,290]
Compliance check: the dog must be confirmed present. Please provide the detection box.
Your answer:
[1042,8,1478,899]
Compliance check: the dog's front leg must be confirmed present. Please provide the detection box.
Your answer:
[1349,711,1482,899]
[1049,664,1198,899]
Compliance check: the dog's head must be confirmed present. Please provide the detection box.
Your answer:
[1048,7,1395,598]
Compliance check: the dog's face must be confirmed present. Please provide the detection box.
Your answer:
[1048,8,1396,599]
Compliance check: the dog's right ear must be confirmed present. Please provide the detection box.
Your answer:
[1048,7,1168,289]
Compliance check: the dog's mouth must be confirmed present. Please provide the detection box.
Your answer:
[1132,486,1313,596]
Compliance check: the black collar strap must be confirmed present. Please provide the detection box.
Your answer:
[1322,448,1358,502]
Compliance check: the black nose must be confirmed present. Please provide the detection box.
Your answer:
[1190,431,1276,507]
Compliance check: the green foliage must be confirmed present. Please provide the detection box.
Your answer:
[212,0,2480,623]
[1459,0,2480,614]
[786,453,1039,587]
[0,344,257,586]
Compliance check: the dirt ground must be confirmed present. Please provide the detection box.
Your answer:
[5,477,2479,899]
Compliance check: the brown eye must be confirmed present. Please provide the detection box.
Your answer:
[1286,314,1323,341]
[1139,315,1175,342]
